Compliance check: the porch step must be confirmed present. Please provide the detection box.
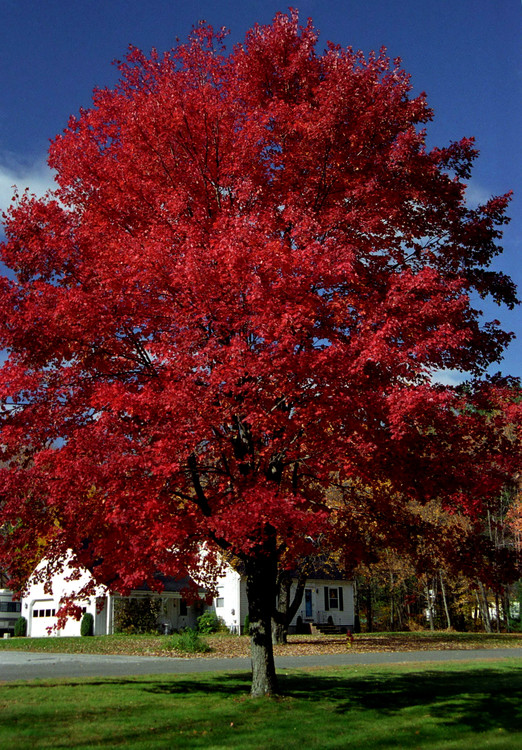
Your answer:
[313,623,344,635]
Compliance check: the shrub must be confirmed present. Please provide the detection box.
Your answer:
[114,596,162,634]
[14,616,27,637]
[243,615,250,635]
[169,628,211,654]
[197,610,222,634]
[80,612,94,636]
[508,617,522,633]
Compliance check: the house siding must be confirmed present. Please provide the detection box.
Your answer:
[0,588,22,636]
[211,574,355,634]
[209,566,245,633]
[22,561,106,637]
[20,556,354,637]
[289,579,354,633]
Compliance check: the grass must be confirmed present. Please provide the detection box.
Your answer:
[1,659,522,748]
[0,633,171,656]
[1,630,522,659]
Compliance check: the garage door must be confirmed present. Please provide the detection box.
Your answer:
[30,601,57,637]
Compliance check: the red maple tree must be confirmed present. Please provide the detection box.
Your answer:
[0,11,519,695]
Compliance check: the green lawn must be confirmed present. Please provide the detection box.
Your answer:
[1,659,522,749]
[0,633,172,656]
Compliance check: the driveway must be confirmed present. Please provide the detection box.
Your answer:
[2,648,522,683]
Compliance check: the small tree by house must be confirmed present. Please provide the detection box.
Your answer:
[113,597,163,634]
[80,611,94,636]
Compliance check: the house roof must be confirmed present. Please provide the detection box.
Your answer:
[134,574,205,594]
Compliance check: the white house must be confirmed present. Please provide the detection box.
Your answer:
[0,586,23,637]
[21,560,112,638]
[214,565,354,634]
[18,557,354,637]
[20,561,207,637]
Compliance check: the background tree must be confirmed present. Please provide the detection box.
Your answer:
[350,389,522,634]
[0,11,519,696]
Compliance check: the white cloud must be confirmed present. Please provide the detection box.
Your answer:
[430,369,468,387]
[0,155,56,216]
[464,180,492,209]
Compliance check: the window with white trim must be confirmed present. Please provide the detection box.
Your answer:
[324,586,344,612]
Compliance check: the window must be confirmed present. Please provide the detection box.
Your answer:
[324,587,344,612]
[0,602,21,612]
[215,598,224,608]
[179,599,187,616]
[32,607,56,618]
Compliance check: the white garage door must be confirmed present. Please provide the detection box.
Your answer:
[30,601,57,637]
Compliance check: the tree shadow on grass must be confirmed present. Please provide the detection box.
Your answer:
[139,664,522,732]
[0,673,255,750]
[4,665,522,739]
[1,671,253,695]
[2,669,357,703]
[280,666,522,734]
[145,665,522,733]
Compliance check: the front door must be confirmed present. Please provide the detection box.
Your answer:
[305,589,313,618]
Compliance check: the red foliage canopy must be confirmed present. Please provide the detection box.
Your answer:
[0,12,519,637]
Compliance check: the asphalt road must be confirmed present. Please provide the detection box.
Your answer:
[2,648,522,683]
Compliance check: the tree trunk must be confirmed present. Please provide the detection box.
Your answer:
[245,550,279,697]
[367,580,373,633]
[439,571,452,630]
[425,584,435,631]
[473,594,479,628]
[272,569,306,645]
[495,591,501,633]
[271,615,287,646]
[503,589,511,632]
[271,573,290,645]
[477,581,492,633]
[353,577,361,633]
[389,572,395,631]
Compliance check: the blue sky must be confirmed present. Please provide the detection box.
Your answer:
[1,0,520,381]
